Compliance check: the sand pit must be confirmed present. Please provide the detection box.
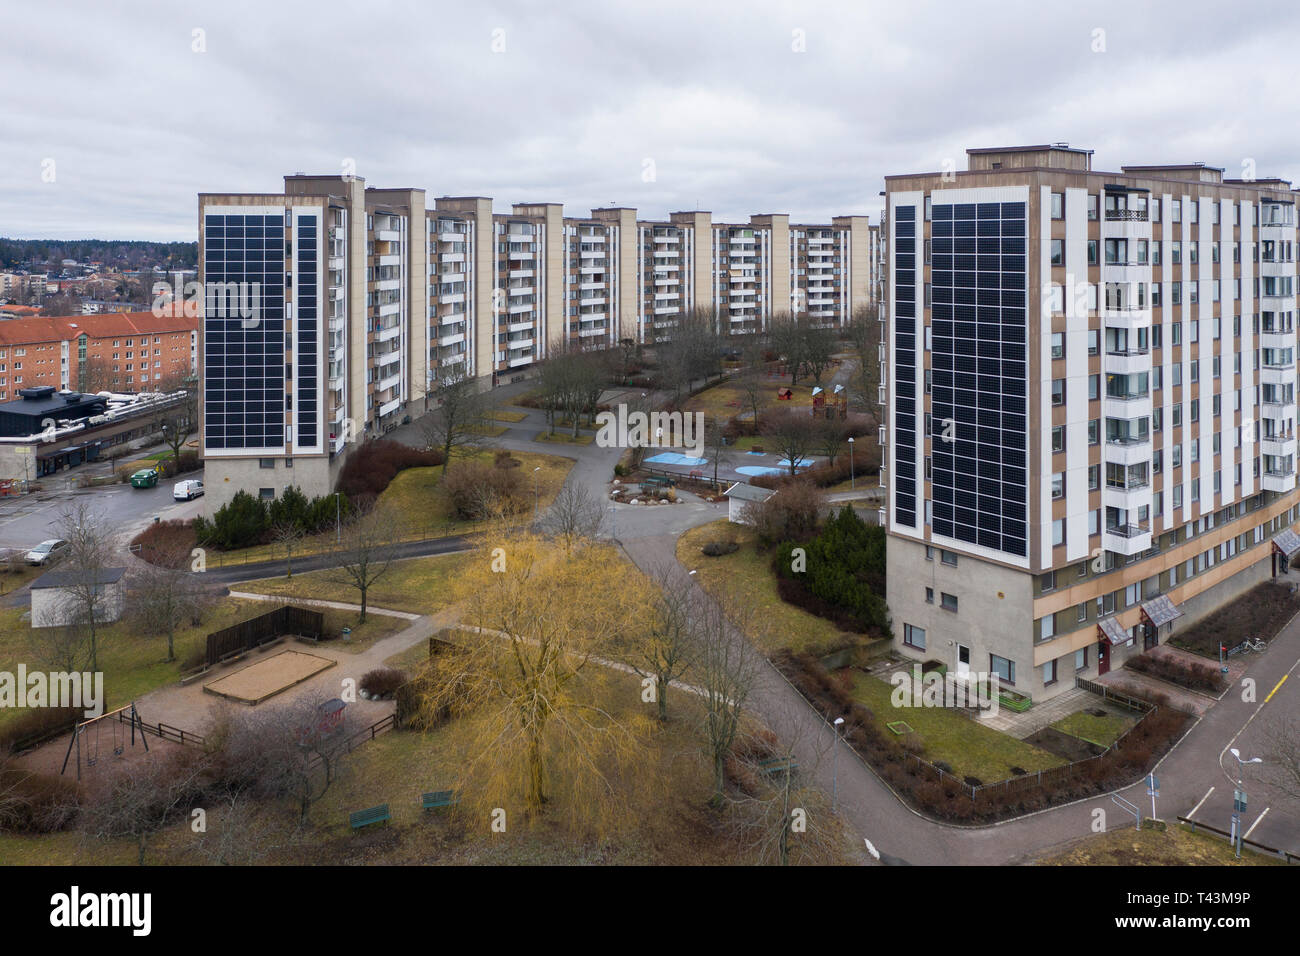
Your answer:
[203,649,336,704]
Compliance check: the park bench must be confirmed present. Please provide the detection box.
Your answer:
[349,804,391,830]
[759,756,799,776]
[421,789,461,811]
[640,475,676,493]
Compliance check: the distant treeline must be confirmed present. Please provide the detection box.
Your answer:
[0,238,197,271]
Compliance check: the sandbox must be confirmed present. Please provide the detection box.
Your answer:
[203,649,337,704]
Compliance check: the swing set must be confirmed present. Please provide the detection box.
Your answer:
[60,702,149,781]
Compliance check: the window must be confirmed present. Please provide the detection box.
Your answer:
[990,654,1015,685]
[925,587,934,604]
[1088,419,1099,445]
[1051,332,1064,359]
[1040,614,1055,640]
[259,488,275,500]
[940,592,958,613]
[940,550,958,567]
[903,624,926,650]
[1051,193,1064,219]
[1050,239,1064,266]
[1075,647,1089,671]
[1088,240,1098,266]
[1052,473,1065,499]
[1087,194,1098,220]
[258,458,275,469]
[925,546,935,561]
[1041,570,1057,593]
[1077,603,1088,624]
[1052,379,1065,405]
[1052,518,1065,547]
[1052,426,1065,453]
[1042,659,1058,686]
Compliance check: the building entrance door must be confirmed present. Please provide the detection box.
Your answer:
[956,643,971,678]
[1098,640,1110,676]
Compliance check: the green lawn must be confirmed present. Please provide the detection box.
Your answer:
[488,408,528,423]
[684,380,824,419]
[851,673,1066,783]
[239,551,475,616]
[203,451,575,568]
[676,519,854,655]
[1050,709,1137,748]
[533,431,596,445]
[0,597,385,740]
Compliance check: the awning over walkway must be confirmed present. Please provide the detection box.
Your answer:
[1140,594,1183,629]
[1272,529,1300,558]
[1098,615,1128,646]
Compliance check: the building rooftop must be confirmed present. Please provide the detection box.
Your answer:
[31,566,127,590]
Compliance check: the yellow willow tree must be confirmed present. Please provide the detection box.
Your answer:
[415,533,661,835]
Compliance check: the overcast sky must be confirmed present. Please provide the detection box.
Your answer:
[3,0,1298,241]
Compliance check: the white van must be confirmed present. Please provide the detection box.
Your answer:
[173,479,204,501]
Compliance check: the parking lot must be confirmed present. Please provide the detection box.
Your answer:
[0,470,204,552]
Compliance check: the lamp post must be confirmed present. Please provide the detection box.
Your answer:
[848,436,855,490]
[533,466,541,521]
[1228,748,1263,858]
[335,492,340,546]
[832,716,845,811]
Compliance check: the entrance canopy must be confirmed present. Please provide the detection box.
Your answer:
[1140,594,1183,630]
[1272,529,1300,558]
[1098,615,1128,646]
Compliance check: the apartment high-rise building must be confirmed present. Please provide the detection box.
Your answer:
[882,144,1300,701]
[200,172,881,512]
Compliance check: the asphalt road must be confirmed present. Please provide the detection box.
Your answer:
[0,472,203,552]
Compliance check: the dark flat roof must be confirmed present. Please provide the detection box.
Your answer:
[32,567,126,590]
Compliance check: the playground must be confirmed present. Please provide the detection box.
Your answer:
[203,649,337,705]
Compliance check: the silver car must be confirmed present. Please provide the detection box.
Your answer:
[25,539,69,566]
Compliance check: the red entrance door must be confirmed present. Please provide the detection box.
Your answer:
[1098,640,1110,676]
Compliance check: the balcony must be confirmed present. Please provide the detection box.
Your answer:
[1103,522,1152,556]
[1104,208,1148,222]
[1261,431,1297,458]
[1262,467,1297,493]
[1105,435,1152,466]
[1103,349,1150,376]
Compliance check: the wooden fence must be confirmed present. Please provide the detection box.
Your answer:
[206,605,324,666]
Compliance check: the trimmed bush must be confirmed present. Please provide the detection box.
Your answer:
[442,461,525,520]
[337,439,444,505]
[193,486,347,551]
[360,668,408,699]
[1124,652,1227,694]
[130,519,198,568]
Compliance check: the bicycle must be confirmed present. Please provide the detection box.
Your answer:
[1241,637,1268,653]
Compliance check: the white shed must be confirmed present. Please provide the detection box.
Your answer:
[30,566,127,629]
[723,481,776,525]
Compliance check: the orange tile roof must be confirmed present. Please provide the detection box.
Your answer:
[0,308,199,347]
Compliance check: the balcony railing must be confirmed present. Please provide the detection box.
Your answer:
[1105,209,1148,222]
[1105,523,1149,538]
[1106,434,1150,446]
[1106,477,1150,491]
[1105,348,1149,358]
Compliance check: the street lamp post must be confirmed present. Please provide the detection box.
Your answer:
[533,466,541,521]
[335,492,340,546]
[1228,748,1263,858]
[848,436,855,490]
[832,716,845,811]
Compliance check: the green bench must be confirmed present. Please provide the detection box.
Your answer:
[349,804,390,830]
[422,789,460,811]
[759,756,799,776]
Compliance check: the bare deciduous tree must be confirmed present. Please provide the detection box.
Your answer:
[634,564,697,723]
[330,503,401,623]
[79,748,211,865]
[762,406,817,476]
[52,501,116,672]
[128,543,218,662]
[542,480,606,550]
[695,595,763,807]
[422,367,491,473]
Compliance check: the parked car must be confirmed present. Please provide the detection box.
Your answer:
[173,479,204,500]
[130,468,159,488]
[25,539,69,566]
